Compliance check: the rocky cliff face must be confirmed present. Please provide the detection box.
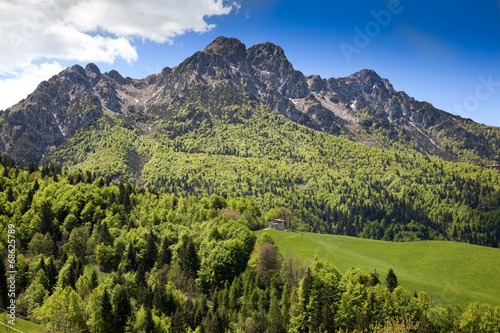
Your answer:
[0,65,102,162]
[0,61,161,162]
[1,36,499,164]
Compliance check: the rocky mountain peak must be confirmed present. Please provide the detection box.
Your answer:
[249,41,286,59]
[203,36,247,64]
[246,41,292,73]
[346,69,386,88]
[65,64,86,76]
[354,69,381,79]
[340,69,396,103]
[85,63,102,86]
[106,69,129,85]
[60,64,88,84]
[85,63,101,76]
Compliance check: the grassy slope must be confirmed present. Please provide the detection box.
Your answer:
[258,229,500,308]
[0,313,45,333]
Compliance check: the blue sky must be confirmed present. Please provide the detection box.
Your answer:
[1,0,499,126]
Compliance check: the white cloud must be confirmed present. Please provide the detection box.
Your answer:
[0,62,64,110]
[0,0,237,107]
[65,0,234,42]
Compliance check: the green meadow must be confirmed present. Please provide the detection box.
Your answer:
[0,313,44,333]
[258,229,500,308]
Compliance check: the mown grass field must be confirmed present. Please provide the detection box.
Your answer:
[257,229,500,307]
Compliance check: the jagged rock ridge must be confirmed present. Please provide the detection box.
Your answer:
[0,36,499,164]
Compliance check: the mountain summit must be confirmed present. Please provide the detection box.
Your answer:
[203,36,247,64]
[0,36,499,165]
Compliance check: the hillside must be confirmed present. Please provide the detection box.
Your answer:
[41,103,500,248]
[258,229,500,307]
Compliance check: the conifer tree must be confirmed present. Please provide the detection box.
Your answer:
[45,257,58,292]
[144,231,157,270]
[101,288,114,332]
[281,282,291,325]
[386,268,399,293]
[158,235,172,268]
[97,221,111,245]
[369,269,380,287]
[136,264,146,287]
[27,162,38,174]
[124,243,137,272]
[113,285,131,333]
[153,283,167,314]
[300,267,313,311]
[178,237,199,280]
[170,309,186,333]
[39,200,53,235]
[6,187,14,202]
[267,278,286,333]
[228,277,242,310]
[22,187,35,213]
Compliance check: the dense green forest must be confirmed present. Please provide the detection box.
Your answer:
[46,101,500,248]
[0,156,499,332]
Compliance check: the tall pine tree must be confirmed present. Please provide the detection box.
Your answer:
[386,268,399,293]
[101,288,114,333]
[158,235,172,268]
[39,200,53,235]
[178,237,199,280]
[144,231,157,270]
[113,285,131,333]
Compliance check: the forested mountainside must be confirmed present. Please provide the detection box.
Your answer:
[0,37,499,245]
[0,98,498,248]
[0,37,499,248]
[1,37,500,166]
[0,158,498,332]
[41,101,500,248]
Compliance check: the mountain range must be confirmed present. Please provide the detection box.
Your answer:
[1,36,499,166]
[0,37,499,247]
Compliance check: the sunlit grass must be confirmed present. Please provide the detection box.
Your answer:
[0,313,45,333]
[258,229,500,307]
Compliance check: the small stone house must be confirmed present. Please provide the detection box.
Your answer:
[267,219,285,231]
